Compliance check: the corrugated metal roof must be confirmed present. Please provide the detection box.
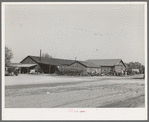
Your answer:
[8,64,37,68]
[20,56,125,67]
[86,59,122,66]
[23,56,76,66]
[8,63,21,65]
[78,61,100,68]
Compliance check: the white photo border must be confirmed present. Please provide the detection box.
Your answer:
[2,2,148,120]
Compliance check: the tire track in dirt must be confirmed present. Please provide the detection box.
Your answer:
[5,76,145,108]
[5,82,140,97]
[50,84,144,107]
[99,94,145,108]
[5,77,134,89]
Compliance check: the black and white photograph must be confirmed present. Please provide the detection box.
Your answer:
[2,2,147,120]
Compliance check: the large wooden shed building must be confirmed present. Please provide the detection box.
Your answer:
[19,55,126,75]
[20,55,76,74]
[20,55,101,75]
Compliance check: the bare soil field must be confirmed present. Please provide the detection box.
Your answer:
[5,74,145,108]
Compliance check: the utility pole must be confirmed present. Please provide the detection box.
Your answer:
[40,49,41,61]
[96,49,98,58]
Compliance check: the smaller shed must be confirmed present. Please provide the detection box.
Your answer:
[65,61,101,75]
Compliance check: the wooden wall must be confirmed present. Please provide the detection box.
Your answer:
[101,61,126,74]
[101,67,113,73]
[58,62,102,75]
[58,62,87,74]
[21,57,42,72]
[114,61,125,72]
[87,67,101,73]
[21,57,37,64]
[68,62,87,71]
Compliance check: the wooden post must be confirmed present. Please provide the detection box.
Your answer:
[55,65,57,73]
[19,68,21,74]
[49,65,51,74]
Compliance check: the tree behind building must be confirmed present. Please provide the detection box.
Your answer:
[42,52,52,58]
[5,46,13,65]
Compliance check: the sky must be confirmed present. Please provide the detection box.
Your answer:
[4,3,146,65]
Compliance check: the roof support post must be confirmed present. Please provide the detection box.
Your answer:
[27,68,29,74]
[49,65,51,74]
[55,65,56,73]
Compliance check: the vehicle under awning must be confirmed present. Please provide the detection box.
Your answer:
[7,64,38,74]
[8,64,37,68]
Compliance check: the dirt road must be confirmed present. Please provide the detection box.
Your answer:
[5,74,145,108]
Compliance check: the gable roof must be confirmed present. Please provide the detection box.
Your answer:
[86,59,126,67]
[76,61,100,68]
[20,56,76,66]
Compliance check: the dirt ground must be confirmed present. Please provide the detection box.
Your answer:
[5,74,145,108]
